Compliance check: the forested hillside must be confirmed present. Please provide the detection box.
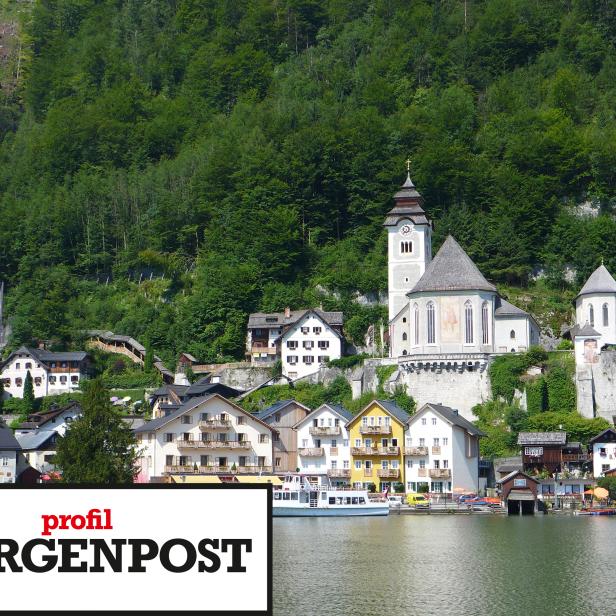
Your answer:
[1,0,616,365]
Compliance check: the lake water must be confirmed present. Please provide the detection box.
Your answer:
[273,515,616,615]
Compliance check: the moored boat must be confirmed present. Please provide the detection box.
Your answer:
[272,474,389,517]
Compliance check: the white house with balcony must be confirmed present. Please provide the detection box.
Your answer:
[293,403,353,486]
[403,403,484,495]
[246,308,344,379]
[133,393,276,481]
[589,428,616,478]
[0,347,89,399]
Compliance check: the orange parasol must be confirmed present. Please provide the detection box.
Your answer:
[594,487,609,500]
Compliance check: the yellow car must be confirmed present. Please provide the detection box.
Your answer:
[406,493,430,509]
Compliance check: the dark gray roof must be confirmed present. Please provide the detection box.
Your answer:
[247,309,343,329]
[16,430,56,451]
[494,298,528,317]
[185,382,242,399]
[570,322,600,338]
[254,399,310,421]
[383,174,431,227]
[150,384,189,398]
[496,470,540,485]
[418,403,486,437]
[577,265,616,298]
[4,347,88,370]
[589,428,616,444]
[409,236,496,294]
[134,395,215,432]
[0,424,21,451]
[374,399,411,425]
[517,431,567,445]
[293,403,353,428]
[18,402,81,430]
[496,464,523,474]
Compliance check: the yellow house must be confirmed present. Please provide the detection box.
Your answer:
[347,399,409,491]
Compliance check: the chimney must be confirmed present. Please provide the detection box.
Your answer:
[284,307,291,319]
[453,409,458,416]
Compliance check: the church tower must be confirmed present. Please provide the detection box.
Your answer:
[384,167,432,322]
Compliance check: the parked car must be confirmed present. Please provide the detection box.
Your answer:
[458,494,477,504]
[406,493,430,509]
[388,495,404,508]
[466,497,501,508]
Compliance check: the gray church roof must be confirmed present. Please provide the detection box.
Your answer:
[410,236,497,294]
[494,298,528,317]
[569,323,600,338]
[577,265,616,298]
[383,174,431,227]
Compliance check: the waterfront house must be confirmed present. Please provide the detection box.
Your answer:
[253,400,311,474]
[496,470,539,515]
[518,432,590,476]
[589,428,616,477]
[404,403,484,496]
[293,403,353,486]
[133,394,276,482]
[0,347,89,399]
[246,308,344,379]
[347,400,409,492]
[0,423,20,484]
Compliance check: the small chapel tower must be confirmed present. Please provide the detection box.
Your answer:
[384,163,432,321]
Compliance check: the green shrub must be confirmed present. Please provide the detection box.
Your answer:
[526,376,548,414]
[326,354,369,369]
[556,339,574,350]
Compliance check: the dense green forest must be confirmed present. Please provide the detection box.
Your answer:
[1,0,616,365]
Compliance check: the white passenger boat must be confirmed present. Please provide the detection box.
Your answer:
[272,474,389,517]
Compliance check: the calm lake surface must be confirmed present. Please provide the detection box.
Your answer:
[273,515,616,615]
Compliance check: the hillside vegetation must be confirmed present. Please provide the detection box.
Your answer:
[1,0,616,364]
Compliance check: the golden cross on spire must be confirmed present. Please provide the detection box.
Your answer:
[406,157,411,173]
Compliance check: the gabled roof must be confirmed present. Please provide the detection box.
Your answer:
[577,265,616,298]
[179,353,198,363]
[496,469,540,485]
[15,429,56,451]
[278,309,344,342]
[410,403,486,437]
[0,424,21,451]
[247,309,343,329]
[494,298,528,317]
[517,431,567,445]
[1,346,88,371]
[409,236,496,294]
[347,399,410,427]
[589,428,616,445]
[18,402,81,430]
[292,403,353,430]
[570,322,600,338]
[253,399,311,421]
[134,394,274,433]
[185,380,243,399]
[150,384,189,398]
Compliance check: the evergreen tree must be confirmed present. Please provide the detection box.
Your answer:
[185,364,195,384]
[55,379,138,483]
[144,344,154,373]
[23,370,35,411]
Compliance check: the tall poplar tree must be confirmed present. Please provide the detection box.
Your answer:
[22,370,34,411]
[55,379,139,483]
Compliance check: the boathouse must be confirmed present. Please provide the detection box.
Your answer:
[497,470,539,515]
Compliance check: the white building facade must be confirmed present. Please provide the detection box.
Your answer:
[589,428,616,478]
[293,404,352,485]
[134,394,276,481]
[0,424,20,484]
[403,403,483,495]
[0,347,88,399]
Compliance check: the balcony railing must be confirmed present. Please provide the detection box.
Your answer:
[199,419,231,429]
[429,468,451,479]
[377,469,400,479]
[562,453,590,462]
[309,426,341,436]
[327,469,351,478]
[298,447,324,457]
[404,447,429,456]
[360,425,392,435]
[164,465,272,475]
[364,468,373,477]
[251,345,277,355]
[432,446,441,455]
[176,439,251,449]
[351,446,400,456]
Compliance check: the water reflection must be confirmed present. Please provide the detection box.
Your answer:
[273,516,616,616]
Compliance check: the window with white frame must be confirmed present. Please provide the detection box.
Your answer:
[482,301,489,344]
[464,301,473,344]
[413,304,419,345]
[318,340,329,349]
[355,461,361,470]
[287,341,298,349]
[427,301,436,344]
[419,459,426,469]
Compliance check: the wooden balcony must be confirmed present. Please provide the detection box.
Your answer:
[404,447,429,456]
[351,446,400,456]
[309,426,341,436]
[236,466,273,474]
[199,419,231,429]
[377,469,400,479]
[429,468,451,479]
[562,453,590,462]
[251,345,277,355]
[327,469,351,478]
[164,465,272,475]
[298,447,324,457]
[432,446,441,455]
[360,425,392,435]
[177,439,251,450]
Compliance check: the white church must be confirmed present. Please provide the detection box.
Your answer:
[385,171,540,418]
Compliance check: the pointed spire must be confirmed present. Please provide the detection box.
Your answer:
[383,158,428,227]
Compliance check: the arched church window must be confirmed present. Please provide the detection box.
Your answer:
[464,301,473,344]
[603,303,609,327]
[590,304,594,327]
[427,302,436,344]
[413,304,419,345]
[402,332,407,341]
[400,241,413,254]
[481,301,489,345]
[510,330,515,339]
